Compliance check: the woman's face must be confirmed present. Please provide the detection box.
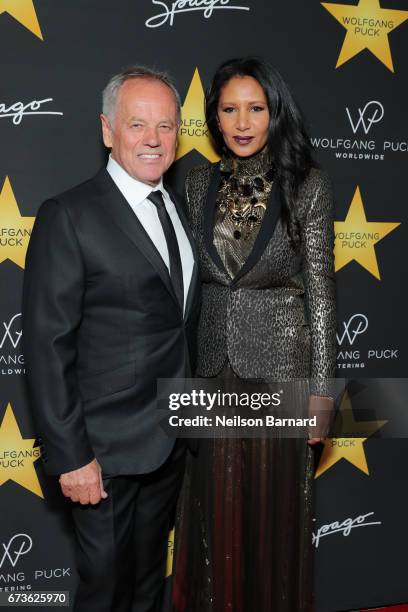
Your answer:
[217,75,270,157]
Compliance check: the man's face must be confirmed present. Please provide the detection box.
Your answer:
[101,78,179,186]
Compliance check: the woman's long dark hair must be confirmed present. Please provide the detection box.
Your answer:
[206,57,316,246]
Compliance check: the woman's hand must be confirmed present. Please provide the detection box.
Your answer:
[307,394,334,445]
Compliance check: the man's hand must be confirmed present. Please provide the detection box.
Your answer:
[59,459,108,505]
[307,395,334,445]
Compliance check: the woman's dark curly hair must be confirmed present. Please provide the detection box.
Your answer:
[205,56,316,247]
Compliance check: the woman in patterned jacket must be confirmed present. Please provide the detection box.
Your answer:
[173,56,336,612]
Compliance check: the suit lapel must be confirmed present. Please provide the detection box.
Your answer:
[232,180,282,284]
[203,163,230,279]
[93,169,179,308]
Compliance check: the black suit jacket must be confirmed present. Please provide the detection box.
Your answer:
[22,168,200,477]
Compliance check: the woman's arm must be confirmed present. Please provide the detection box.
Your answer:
[301,171,337,442]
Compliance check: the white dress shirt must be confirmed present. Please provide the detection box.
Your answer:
[107,156,194,313]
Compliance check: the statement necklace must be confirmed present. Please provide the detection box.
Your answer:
[217,151,274,240]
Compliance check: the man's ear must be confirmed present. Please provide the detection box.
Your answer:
[100,114,113,148]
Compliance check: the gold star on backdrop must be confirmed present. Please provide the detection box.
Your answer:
[176,68,219,162]
[315,391,387,477]
[0,176,35,270]
[0,0,43,40]
[0,404,43,498]
[321,0,408,72]
[334,186,400,280]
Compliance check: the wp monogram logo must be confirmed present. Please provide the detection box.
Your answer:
[337,313,368,346]
[0,313,22,350]
[0,533,32,568]
[346,101,384,134]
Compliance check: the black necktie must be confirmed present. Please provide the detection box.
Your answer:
[148,190,184,311]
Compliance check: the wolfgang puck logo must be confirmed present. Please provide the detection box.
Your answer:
[321,0,408,72]
[337,313,368,346]
[0,403,42,498]
[145,0,250,28]
[0,98,63,126]
[0,313,25,377]
[0,177,35,269]
[337,313,399,370]
[312,100,407,161]
[346,100,384,134]
[0,532,71,591]
[0,314,22,350]
[334,185,400,279]
[315,391,387,477]
[0,534,32,569]
[176,68,219,162]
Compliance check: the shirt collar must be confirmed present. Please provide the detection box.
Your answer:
[106,155,166,207]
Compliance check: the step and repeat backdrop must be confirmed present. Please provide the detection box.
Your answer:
[0,1,407,610]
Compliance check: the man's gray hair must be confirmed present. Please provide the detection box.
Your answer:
[102,65,181,126]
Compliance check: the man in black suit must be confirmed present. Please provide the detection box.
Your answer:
[23,66,199,612]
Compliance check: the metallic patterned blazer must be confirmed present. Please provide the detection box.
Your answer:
[185,162,337,396]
